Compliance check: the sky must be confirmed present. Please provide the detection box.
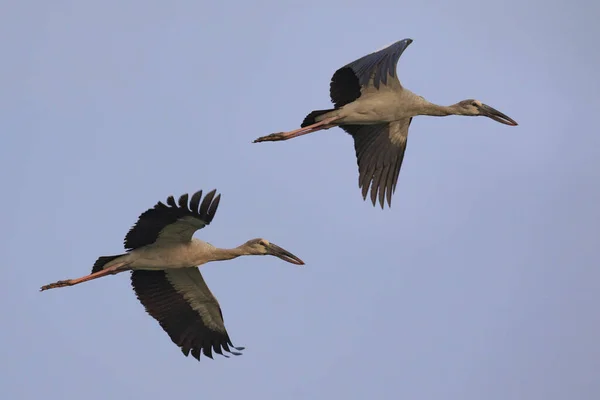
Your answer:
[2,1,599,399]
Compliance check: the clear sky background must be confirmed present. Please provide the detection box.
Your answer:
[2,1,599,399]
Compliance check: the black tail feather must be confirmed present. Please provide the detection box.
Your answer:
[91,254,124,274]
[301,109,336,128]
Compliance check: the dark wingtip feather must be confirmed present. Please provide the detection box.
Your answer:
[178,193,189,210]
[166,196,176,207]
[203,346,214,359]
[360,179,369,201]
[200,189,217,213]
[369,168,382,207]
[213,343,224,355]
[370,187,377,206]
[207,194,221,222]
[189,190,203,212]
[380,168,390,208]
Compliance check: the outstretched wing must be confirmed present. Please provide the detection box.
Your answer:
[124,190,220,251]
[342,118,412,209]
[131,268,244,361]
[329,38,413,108]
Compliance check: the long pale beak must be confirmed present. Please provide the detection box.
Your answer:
[479,104,518,126]
[266,243,305,265]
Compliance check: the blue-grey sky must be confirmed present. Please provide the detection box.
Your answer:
[2,1,599,399]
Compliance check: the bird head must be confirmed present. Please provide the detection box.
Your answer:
[455,99,518,126]
[243,238,305,265]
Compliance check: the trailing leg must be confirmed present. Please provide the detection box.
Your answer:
[253,116,341,143]
[40,261,131,291]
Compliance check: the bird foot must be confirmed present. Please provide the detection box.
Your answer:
[252,132,286,143]
[40,280,71,291]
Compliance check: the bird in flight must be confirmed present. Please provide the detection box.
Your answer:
[254,38,518,208]
[41,189,305,361]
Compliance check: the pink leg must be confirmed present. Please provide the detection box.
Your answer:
[40,262,131,291]
[253,116,341,143]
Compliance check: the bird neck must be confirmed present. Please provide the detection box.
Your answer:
[418,100,454,117]
[209,247,246,262]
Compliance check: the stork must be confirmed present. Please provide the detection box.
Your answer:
[253,38,518,208]
[40,189,305,361]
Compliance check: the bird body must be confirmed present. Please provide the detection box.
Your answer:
[41,189,305,361]
[254,38,518,208]
[100,240,239,272]
[318,89,428,125]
